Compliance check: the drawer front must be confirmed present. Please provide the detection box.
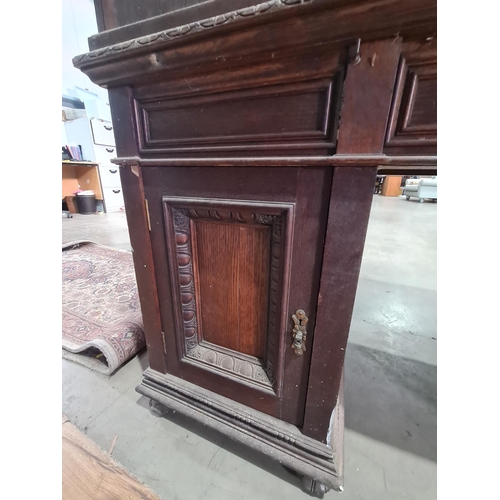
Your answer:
[90,118,116,146]
[130,48,347,157]
[135,79,341,155]
[94,144,117,166]
[99,165,121,188]
[103,187,124,211]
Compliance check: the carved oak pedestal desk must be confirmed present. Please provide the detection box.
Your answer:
[74,0,437,495]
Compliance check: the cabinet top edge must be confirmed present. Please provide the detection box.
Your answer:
[74,0,437,76]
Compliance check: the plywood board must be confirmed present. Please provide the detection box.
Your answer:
[62,416,161,500]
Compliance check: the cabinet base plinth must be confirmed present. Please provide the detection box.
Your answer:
[136,368,343,494]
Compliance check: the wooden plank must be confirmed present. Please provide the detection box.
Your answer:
[120,163,167,373]
[111,155,437,168]
[302,38,403,442]
[336,38,402,154]
[62,418,160,500]
[302,166,377,442]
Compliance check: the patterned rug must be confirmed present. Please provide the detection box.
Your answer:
[62,241,145,375]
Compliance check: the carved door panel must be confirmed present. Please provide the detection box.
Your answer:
[142,166,331,427]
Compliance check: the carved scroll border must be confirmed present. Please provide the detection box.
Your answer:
[163,199,291,393]
[73,0,313,68]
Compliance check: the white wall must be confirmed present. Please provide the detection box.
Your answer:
[62,0,109,103]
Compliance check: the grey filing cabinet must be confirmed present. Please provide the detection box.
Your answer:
[64,117,124,212]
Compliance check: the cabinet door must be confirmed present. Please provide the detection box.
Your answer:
[142,166,331,427]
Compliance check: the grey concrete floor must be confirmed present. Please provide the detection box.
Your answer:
[62,195,436,500]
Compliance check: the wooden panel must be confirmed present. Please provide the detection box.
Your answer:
[62,165,79,198]
[336,38,402,154]
[141,166,331,426]
[194,221,270,358]
[195,222,239,352]
[238,225,270,357]
[302,41,400,441]
[119,164,167,373]
[163,198,291,394]
[135,79,337,154]
[384,39,437,154]
[303,166,377,442]
[92,0,256,33]
[62,416,160,500]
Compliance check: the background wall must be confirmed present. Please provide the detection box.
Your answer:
[62,0,109,103]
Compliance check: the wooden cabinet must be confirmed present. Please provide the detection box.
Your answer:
[142,166,330,426]
[74,0,437,495]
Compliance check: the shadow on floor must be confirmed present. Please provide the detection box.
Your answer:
[134,395,306,492]
[344,343,437,462]
[131,340,436,495]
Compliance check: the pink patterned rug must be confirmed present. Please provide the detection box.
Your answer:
[62,241,145,375]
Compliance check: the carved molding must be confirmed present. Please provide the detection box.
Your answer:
[167,202,286,391]
[137,367,343,492]
[73,0,313,68]
[141,368,337,461]
[188,343,271,388]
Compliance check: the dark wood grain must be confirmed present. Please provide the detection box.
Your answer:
[119,164,166,373]
[91,0,261,41]
[78,0,437,490]
[302,39,404,442]
[384,38,437,154]
[107,87,139,157]
[140,166,330,425]
[112,154,437,168]
[336,38,402,154]
[302,166,377,442]
[135,78,337,155]
[78,0,436,90]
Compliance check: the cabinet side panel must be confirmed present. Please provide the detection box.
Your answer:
[120,164,167,373]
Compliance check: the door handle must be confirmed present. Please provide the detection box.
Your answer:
[112,189,121,194]
[104,125,113,131]
[109,169,117,174]
[106,148,114,153]
[291,309,308,355]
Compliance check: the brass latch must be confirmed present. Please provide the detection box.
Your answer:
[291,309,308,356]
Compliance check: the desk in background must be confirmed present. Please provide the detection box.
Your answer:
[62,161,103,212]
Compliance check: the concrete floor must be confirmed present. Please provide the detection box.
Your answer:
[62,195,436,499]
